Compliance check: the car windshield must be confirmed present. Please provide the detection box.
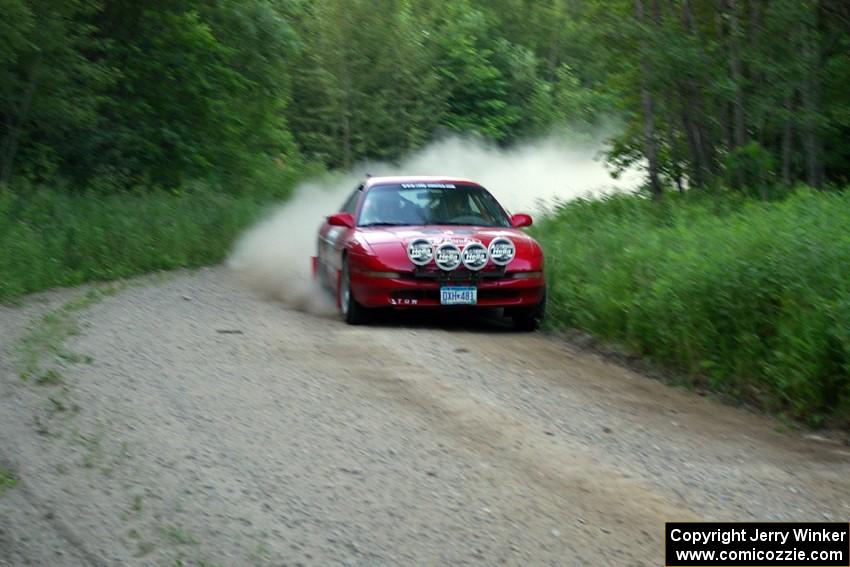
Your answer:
[358,183,511,228]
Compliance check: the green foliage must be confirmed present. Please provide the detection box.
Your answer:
[88,0,303,189]
[723,142,777,194]
[430,6,519,141]
[0,466,15,497]
[0,181,286,302]
[0,0,109,183]
[590,0,850,190]
[286,0,446,167]
[1,0,848,190]
[285,0,603,167]
[535,188,850,426]
[0,0,302,190]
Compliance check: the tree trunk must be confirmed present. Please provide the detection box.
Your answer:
[678,0,711,187]
[725,0,746,150]
[0,61,40,184]
[801,1,823,188]
[635,0,662,198]
[340,62,353,170]
[748,1,764,143]
[801,86,823,189]
[544,2,565,81]
[781,95,794,185]
[723,0,746,189]
[341,110,351,170]
[680,109,705,188]
[665,116,685,193]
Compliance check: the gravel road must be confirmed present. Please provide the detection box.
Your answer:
[1,267,848,566]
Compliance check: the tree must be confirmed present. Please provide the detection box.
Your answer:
[2,0,849,192]
[0,0,107,184]
[91,0,299,188]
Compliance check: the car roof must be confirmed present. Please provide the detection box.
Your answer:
[362,176,478,189]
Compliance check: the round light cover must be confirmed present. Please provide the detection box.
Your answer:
[488,237,516,266]
[461,242,488,271]
[434,242,462,270]
[406,238,434,266]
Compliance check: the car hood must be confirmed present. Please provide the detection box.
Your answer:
[358,225,533,247]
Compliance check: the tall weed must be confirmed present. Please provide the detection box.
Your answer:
[535,189,850,426]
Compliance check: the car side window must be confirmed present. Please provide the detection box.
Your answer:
[340,185,362,214]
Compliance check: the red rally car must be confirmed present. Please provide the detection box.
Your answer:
[313,176,546,330]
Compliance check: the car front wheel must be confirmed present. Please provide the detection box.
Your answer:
[511,291,546,332]
[339,258,368,325]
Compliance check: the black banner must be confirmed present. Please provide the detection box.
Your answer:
[666,522,850,566]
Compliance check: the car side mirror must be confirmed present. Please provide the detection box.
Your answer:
[510,213,533,228]
[328,212,355,228]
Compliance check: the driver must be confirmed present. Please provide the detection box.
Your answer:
[366,191,397,222]
[439,190,470,221]
[362,190,422,225]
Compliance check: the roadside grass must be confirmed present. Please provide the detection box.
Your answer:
[0,466,16,497]
[16,285,122,384]
[0,181,298,303]
[534,187,850,428]
[77,428,104,470]
[134,541,156,558]
[18,310,78,383]
[161,525,199,546]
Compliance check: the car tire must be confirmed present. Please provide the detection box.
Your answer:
[339,258,368,325]
[511,290,546,332]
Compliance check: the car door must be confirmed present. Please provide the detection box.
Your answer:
[318,184,362,284]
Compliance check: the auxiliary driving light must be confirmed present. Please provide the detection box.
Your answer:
[435,242,462,270]
[488,237,516,266]
[461,242,488,271]
[407,238,434,266]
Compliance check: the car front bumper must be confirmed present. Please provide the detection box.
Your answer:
[349,269,546,309]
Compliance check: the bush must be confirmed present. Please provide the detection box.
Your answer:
[534,188,850,426]
[0,180,296,302]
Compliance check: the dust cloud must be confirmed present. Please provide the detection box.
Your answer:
[226,135,641,313]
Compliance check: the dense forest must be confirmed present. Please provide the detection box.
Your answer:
[2,0,849,193]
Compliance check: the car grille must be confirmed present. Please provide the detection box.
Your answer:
[408,266,507,282]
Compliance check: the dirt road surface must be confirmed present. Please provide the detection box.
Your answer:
[1,268,848,566]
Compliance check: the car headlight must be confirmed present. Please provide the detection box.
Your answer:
[488,237,516,266]
[435,242,462,270]
[461,242,488,271]
[407,238,434,266]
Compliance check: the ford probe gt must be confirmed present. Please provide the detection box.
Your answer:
[313,176,546,330]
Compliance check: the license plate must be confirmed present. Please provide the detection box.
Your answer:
[440,286,477,305]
